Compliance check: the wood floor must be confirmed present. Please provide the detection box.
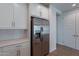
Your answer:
[48,44,79,56]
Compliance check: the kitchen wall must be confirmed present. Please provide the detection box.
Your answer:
[0,29,27,40]
[49,4,56,52]
[49,4,62,52]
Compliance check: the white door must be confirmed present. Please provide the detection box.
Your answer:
[0,4,13,29]
[63,14,76,49]
[75,13,79,50]
[14,3,27,29]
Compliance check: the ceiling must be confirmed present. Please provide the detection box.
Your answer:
[53,3,79,12]
[41,3,49,7]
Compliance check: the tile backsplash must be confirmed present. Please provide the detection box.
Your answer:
[0,29,27,40]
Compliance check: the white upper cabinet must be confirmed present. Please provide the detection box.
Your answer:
[30,3,41,17]
[0,3,28,29]
[30,4,49,20]
[40,6,49,20]
[0,4,14,29]
[14,4,27,29]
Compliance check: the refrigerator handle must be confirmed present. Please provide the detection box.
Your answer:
[40,32,43,41]
[41,27,43,32]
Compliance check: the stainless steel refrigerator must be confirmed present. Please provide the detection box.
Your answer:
[31,17,49,56]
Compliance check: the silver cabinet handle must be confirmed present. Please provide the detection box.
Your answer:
[12,21,15,27]
[14,21,15,27]
[72,35,79,37]
[76,35,79,37]
[77,35,79,37]
[72,35,76,37]
[16,45,21,47]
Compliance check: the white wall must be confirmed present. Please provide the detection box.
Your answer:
[49,4,56,52]
[49,4,62,52]
[0,29,27,40]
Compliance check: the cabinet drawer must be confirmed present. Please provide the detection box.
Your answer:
[19,42,30,47]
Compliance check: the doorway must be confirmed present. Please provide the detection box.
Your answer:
[56,13,63,47]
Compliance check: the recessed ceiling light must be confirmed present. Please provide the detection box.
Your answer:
[72,4,76,7]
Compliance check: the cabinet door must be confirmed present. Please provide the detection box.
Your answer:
[20,42,30,56]
[0,4,13,29]
[75,13,79,50]
[30,4,41,17]
[14,3,27,29]
[0,48,3,56]
[2,45,17,56]
[41,6,49,20]
[63,14,76,49]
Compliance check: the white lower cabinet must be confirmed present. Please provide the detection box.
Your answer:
[1,45,17,56]
[0,42,30,56]
[0,48,3,56]
[19,42,30,56]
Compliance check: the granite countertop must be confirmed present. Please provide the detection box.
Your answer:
[0,38,29,47]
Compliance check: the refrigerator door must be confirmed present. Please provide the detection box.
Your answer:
[41,20,49,55]
[31,17,42,56]
[31,17,49,56]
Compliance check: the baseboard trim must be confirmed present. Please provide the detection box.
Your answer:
[49,48,56,53]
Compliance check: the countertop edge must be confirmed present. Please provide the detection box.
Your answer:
[0,38,30,48]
